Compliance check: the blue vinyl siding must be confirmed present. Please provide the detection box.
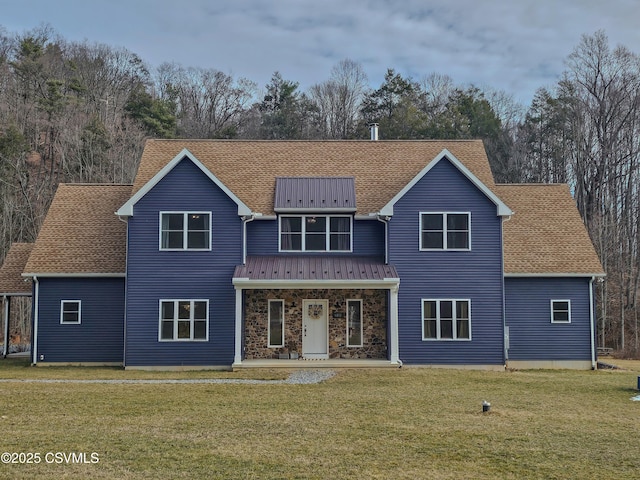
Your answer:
[505,277,592,361]
[125,158,241,366]
[390,158,505,365]
[36,277,124,363]
[247,218,384,257]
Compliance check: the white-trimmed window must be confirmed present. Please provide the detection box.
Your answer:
[420,212,470,250]
[60,300,81,324]
[159,300,209,341]
[160,212,211,250]
[279,215,352,252]
[422,299,471,340]
[551,300,571,323]
[268,299,285,348]
[346,299,363,347]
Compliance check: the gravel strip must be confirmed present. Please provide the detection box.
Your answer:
[0,369,336,385]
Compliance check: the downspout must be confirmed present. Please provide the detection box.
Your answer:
[32,276,39,365]
[375,214,390,265]
[589,276,597,370]
[236,213,257,365]
[118,214,129,367]
[501,215,511,367]
[241,214,257,265]
[376,213,401,365]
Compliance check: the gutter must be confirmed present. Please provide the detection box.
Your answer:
[241,213,260,264]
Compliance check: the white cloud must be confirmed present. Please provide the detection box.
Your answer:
[1,0,639,104]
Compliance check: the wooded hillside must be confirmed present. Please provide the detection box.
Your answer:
[1,25,638,355]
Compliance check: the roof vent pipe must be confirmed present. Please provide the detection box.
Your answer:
[370,123,379,141]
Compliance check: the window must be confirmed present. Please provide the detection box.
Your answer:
[422,299,471,340]
[346,300,363,347]
[280,215,351,252]
[60,300,81,324]
[160,212,211,250]
[551,300,571,323]
[268,300,285,348]
[420,213,470,250]
[159,300,208,341]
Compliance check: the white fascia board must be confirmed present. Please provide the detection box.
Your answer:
[233,278,400,290]
[504,272,606,278]
[0,291,31,297]
[116,148,252,217]
[22,272,126,278]
[379,149,513,217]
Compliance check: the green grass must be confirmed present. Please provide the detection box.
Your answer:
[0,360,639,479]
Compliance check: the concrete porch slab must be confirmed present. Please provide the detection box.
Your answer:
[234,359,399,369]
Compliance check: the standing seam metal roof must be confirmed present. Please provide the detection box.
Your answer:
[234,256,398,281]
[274,177,356,211]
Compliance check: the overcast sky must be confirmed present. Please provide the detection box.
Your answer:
[1,0,639,105]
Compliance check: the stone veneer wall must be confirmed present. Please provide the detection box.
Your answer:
[244,289,388,360]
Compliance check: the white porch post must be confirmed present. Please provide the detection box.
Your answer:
[234,287,243,365]
[389,284,400,364]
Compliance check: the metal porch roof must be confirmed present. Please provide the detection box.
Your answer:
[234,256,398,282]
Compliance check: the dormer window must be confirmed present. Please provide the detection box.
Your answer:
[280,215,352,252]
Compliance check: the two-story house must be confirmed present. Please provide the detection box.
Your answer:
[1,139,605,369]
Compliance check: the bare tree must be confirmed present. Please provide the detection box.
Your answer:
[154,63,256,138]
[514,31,640,353]
[309,59,368,139]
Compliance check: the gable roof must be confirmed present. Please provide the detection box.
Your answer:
[117,148,251,216]
[23,185,132,276]
[379,149,512,216]
[496,184,604,276]
[20,141,604,278]
[0,243,33,295]
[133,139,497,216]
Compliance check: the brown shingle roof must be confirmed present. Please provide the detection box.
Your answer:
[23,141,603,277]
[0,243,33,295]
[134,139,496,216]
[23,185,132,275]
[496,184,604,275]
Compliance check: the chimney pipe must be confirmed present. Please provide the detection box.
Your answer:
[370,123,379,141]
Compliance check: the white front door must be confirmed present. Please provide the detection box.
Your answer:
[302,299,329,359]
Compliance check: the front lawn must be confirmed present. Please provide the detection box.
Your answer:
[0,360,638,479]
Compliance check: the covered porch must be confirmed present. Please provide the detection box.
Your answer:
[232,256,400,368]
[0,243,34,359]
